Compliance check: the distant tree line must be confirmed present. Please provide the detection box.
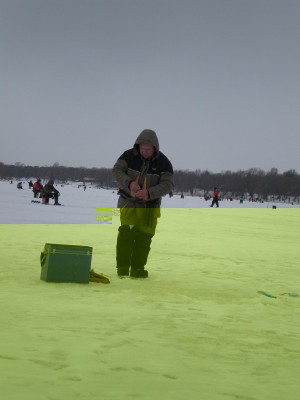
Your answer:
[0,162,113,188]
[1,162,299,201]
[174,168,300,202]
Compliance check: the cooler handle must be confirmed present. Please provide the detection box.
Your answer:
[40,251,47,267]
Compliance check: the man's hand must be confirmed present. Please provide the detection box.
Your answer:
[135,189,149,201]
[130,181,140,194]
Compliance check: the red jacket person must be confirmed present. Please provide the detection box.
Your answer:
[33,179,44,198]
[210,187,220,208]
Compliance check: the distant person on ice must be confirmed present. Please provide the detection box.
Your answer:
[210,187,220,208]
[112,129,174,278]
[43,179,61,205]
[33,179,44,198]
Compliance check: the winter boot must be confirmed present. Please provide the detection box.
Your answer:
[130,231,153,278]
[116,225,137,276]
[130,269,149,278]
[117,267,130,277]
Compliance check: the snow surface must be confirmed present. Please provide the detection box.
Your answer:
[1,180,300,400]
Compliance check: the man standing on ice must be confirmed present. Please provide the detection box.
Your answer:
[112,129,174,278]
[210,187,220,208]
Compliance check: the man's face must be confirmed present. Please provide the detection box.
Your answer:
[140,144,155,160]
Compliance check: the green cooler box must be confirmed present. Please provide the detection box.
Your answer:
[40,243,93,283]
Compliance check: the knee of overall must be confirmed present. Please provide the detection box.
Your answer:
[117,224,138,242]
[135,230,154,249]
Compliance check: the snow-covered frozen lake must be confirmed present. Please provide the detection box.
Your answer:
[1,179,300,400]
[0,180,299,224]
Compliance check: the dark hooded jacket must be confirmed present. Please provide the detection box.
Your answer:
[43,180,59,196]
[112,129,174,209]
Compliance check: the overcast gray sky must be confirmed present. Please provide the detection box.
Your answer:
[1,0,299,173]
